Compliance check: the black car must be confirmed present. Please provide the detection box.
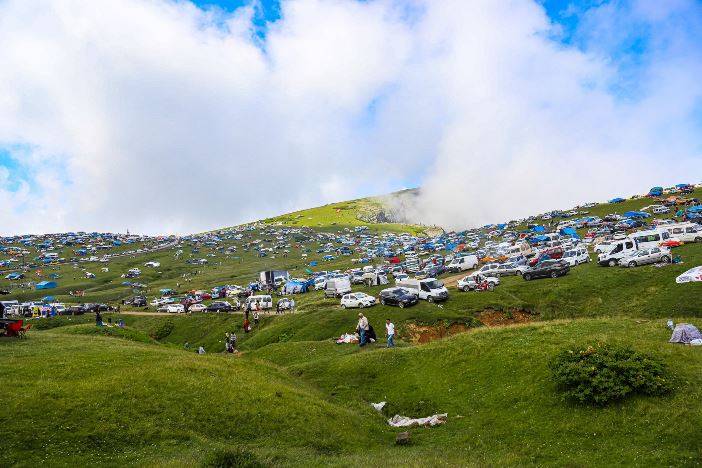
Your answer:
[66,304,86,315]
[206,301,233,313]
[522,260,569,281]
[379,288,419,308]
[124,295,147,307]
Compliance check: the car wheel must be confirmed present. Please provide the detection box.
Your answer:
[696,237,702,243]
[462,286,470,292]
[550,272,558,279]
[608,259,617,267]
[399,302,405,308]
[359,303,365,309]
[381,299,386,305]
[628,261,636,267]
[523,274,531,281]
[341,304,346,309]
[487,283,495,291]
[427,296,434,303]
[516,270,522,276]
[662,256,671,264]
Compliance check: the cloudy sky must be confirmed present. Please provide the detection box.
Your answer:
[0,0,701,235]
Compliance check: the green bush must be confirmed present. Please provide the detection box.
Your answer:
[549,343,672,405]
[151,319,175,340]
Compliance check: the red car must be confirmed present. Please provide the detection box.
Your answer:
[660,239,683,248]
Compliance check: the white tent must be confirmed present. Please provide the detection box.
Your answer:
[676,266,702,283]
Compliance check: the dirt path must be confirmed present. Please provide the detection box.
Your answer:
[442,272,469,288]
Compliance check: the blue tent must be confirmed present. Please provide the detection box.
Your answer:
[283,279,310,294]
[41,296,55,303]
[529,235,549,244]
[309,261,318,267]
[560,227,580,239]
[36,281,57,290]
[609,197,625,203]
[688,205,702,213]
[624,211,650,219]
[648,187,663,196]
[531,225,546,233]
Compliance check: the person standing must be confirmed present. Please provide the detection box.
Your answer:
[385,319,395,348]
[357,313,369,347]
[95,310,103,327]
[253,310,260,325]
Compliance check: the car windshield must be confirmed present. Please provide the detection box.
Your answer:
[424,280,443,289]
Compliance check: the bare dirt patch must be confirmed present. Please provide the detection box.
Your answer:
[402,309,536,344]
[477,309,533,327]
[402,322,472,344]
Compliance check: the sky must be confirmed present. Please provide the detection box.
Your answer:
[0,0,701,235]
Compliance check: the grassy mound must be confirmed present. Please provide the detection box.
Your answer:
[0,332,385,466]
[263,318,702,466]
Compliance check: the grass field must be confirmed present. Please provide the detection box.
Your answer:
[2,317,701,466]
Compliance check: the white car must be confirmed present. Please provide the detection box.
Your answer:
[340,292,377,309]
[561,248,590,267]
[166,304,185,313]
[189,303,207,312]
[619,247,672,267]
[457,275,500,292]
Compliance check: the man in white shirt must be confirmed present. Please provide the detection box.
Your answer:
[385,319,395,348]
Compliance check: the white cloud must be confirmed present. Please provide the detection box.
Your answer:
[0,0,700,235]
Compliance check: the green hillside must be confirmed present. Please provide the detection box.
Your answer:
[2,317,701,466]
[2,185,702,466]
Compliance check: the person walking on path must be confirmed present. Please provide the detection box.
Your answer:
[357,313,369,347]
[385,319,395,348]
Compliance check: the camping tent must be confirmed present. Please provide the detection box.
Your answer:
[624,211,650,219]
[669,323,702,344]
[559,227,580,239]
[676,266,702,283]
[648,187,663,196]
[35,281,57,290]
[609,197,625,203]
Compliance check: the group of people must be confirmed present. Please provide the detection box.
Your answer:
[357,313,394,348]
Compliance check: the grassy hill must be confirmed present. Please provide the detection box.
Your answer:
[2,185,702,466]
[2,317,701,466]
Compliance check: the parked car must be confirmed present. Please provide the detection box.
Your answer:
[395,278,448,302]
[166,304,185,313]
[522,260,570,280]
[619,247,671,267]
[207,301,233,313]
[66,304,86,315]
[189,303,207,312]
[340,292,377,309]
[493,263,527,277]
[561,248,590,267]
[379,287,419,308]
[473,263,501,277]
[446,255,479,272]
[124,295,147,307]
[457,275,500,291]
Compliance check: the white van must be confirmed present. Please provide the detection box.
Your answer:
[629,228,671,250]
[561,248,590,267]
[246,295,272,310]
[446,255,479,272]
[598,239,637,266]
[396,277,449,302]
[664,223,702,243]
[324,277,351,298]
